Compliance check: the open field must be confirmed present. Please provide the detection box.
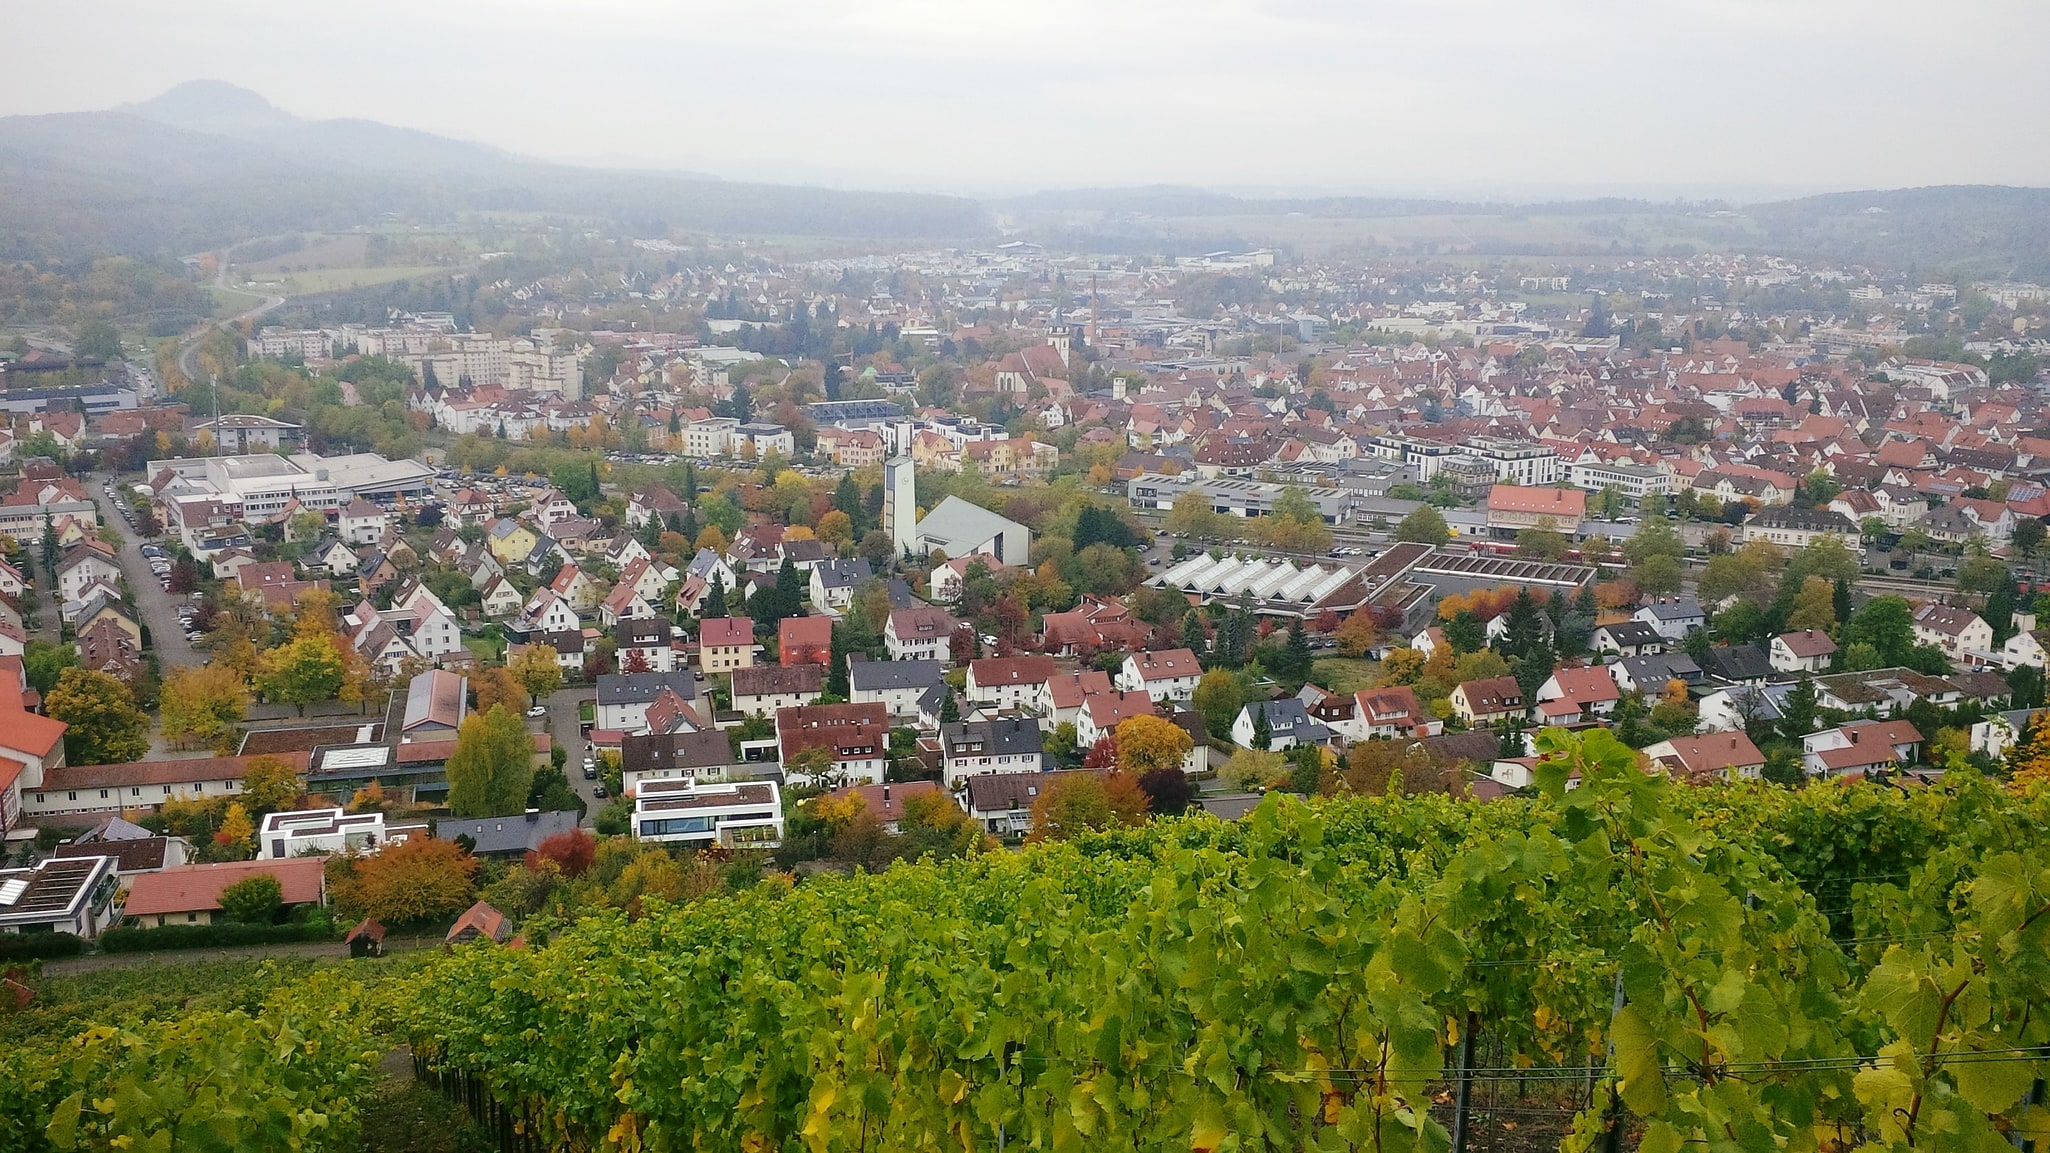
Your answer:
[1310,656,1378,695]
[237,264,449,295]
[237,233,370,274]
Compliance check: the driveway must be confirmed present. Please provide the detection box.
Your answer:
[542,685,601,827]
[93,472,200,670]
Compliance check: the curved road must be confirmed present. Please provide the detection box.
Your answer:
[176,255,284,382]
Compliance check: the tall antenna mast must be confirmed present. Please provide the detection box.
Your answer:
[210,373,221,456]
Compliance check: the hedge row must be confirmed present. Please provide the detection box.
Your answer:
[99,919,337,954]
[0,931,85,960]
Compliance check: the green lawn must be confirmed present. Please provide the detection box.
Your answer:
[1311,657,1378,695]
[276,265,447,294]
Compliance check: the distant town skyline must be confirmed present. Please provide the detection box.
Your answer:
[5,0,2048,199]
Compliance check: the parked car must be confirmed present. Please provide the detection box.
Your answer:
[582,766,598,780]
[525,705,547,718]
[592,785,609,798]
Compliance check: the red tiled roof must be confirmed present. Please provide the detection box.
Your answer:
[124,857,326,916]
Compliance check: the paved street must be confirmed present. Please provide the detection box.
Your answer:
[543,685,601,826]
[93,471,201,671]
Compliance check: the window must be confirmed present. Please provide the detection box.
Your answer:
[66,791,76,801]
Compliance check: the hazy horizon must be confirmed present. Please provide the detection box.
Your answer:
[4,0,2048,202]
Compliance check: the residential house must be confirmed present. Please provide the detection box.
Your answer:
[1632,597,1706,641]
[548,564,605,612]
[616,618,679,674]
[598,584,655,629]
[1641,732,1766,781]
[1536,665,1621,723]
[1350,686,1442,740]
[778,616,833,667]
[1231,699,1332,751]
[620,729,749,792]
[966,656,1057,713]
[0,855,119,939]
[1450,676,1527,726]
[848,658,946,720]
[776,702,890,785]
[1038,669,1115,727]
[810,558,874,612]
[885,606,964,662]
[1117,649,1204,703]
[121,858,326,928]
[1592,621,1667,657]
[1610,653,1704,696]
[1076,690,1156,748]
[1770,630,1838,674]
[940,717,1045,788]
[817,780,940,833]
[338,499,388,545]
[631,775,783,849]
[1697,644,1773,687]
[698,617,756,674]
[595,672,707,733]
[1911,603,1992,659]
[1803,719,1925,776]
[732,664,825,717]
[478,576,523,618]
[963,769,1100,837]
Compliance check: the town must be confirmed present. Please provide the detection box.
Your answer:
[0,237,2046,954]
[5,0,2050,1136]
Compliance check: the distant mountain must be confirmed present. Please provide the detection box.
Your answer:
[0,82,987,261]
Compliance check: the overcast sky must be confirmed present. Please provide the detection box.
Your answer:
[5,0,2047,200]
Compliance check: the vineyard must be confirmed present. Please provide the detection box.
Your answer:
[8,727,2050,1151]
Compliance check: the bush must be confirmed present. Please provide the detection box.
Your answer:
[0,931,85,960]
[98,918,339,953]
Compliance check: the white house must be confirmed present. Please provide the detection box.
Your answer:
[885,607,961,662]
[939,717,1045,789]
[1769,630,1837,674]
[1910,603,1992,659]
[1632,597,1706,641]
[338,499,388,546]
[633,779,783,849]
[847,659,945,719]
[258,808,387,858]
[965,656,1056,713]
[1117,649,1204,703]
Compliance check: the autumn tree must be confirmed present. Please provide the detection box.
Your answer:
[45,667,150,765]
[218,873,282,924]
[508,645,564,699]
[214,802,256,860]
[528,828,597,877]
[257,634,347,716]
[240,756,303,816]
[157,663,251,753]
[471,665,531,716]
[1334,611,1377,657]
[328,837,479,927]
[1027,771,1149,841]
[1785,575,1838,634]
[1395,505,1450,544]
[1137,767,1197,816]
[446,704,537,817]
[1178,668,1236,738]
[1114,714,1194,778]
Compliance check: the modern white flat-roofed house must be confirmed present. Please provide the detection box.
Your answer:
[258,807,388,858]
[633,779,783,848]
[0,854,120,939]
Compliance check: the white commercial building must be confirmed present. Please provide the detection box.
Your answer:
[633,780,783,849]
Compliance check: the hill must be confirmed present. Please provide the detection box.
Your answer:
[0,83,987,260]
